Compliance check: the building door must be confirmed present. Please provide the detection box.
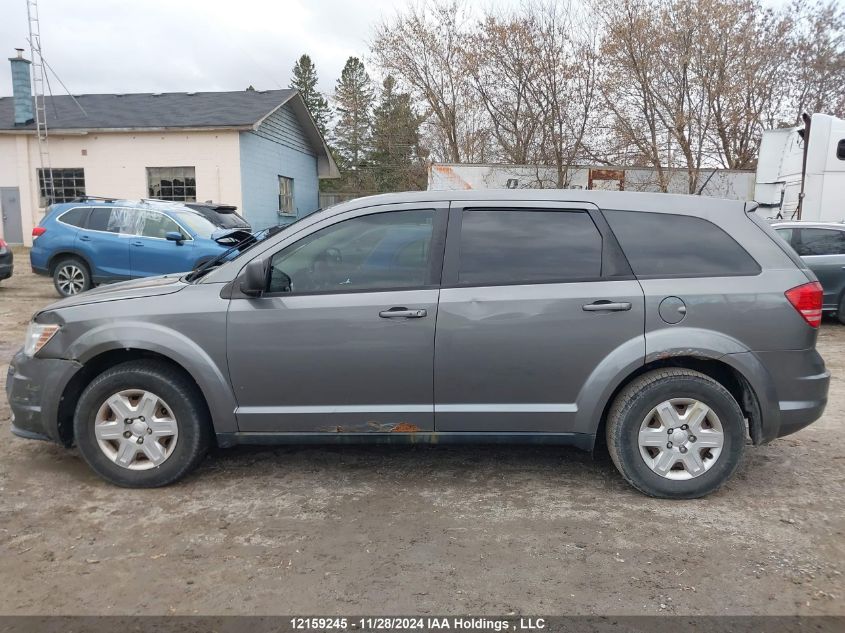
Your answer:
[0,188,24,244]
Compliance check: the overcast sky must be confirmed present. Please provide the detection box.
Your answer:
[0,0,440,97]
[1,0,789,100]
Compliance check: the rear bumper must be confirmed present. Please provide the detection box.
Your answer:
[729,348,829,442]
[5,350,81,445]
[0,261,12,280]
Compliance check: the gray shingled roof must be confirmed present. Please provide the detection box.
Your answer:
[0,89,296,131]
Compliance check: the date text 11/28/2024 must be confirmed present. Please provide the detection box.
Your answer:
[289,617,547,631]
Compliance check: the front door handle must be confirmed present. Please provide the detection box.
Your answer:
[583,301,632,312]
[132,240,144,247]
[379,307,427,319]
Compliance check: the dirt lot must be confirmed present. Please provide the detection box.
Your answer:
[0,245,843,616]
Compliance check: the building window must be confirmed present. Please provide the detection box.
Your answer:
[147,167,196,202]
[279,176,294,216]
[37,168,85,206]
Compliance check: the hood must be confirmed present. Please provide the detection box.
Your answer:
[41,274,187,312]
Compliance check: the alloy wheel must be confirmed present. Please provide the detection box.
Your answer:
[56,264,86,295]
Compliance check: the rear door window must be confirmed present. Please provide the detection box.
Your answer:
[457,209,602,285]
[86,207,117,233]
[795,228,845,256]
[604,210,760,278]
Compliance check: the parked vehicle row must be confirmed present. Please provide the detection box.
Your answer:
[29,199,252,297]
[6,190,829,498]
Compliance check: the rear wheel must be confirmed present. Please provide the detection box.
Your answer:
[606,368,746,499]
[74,360,211,487]
[837,294,845,325]
[52,257,91,297]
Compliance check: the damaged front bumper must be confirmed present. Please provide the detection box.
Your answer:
[6,349,81,445]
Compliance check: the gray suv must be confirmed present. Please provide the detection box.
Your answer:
[6,191,830,498]
[773,222,845,323]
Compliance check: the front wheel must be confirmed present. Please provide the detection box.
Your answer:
[606,368,746,499]
[74,360,211,487]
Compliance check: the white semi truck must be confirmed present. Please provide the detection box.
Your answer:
[755,113,845,221]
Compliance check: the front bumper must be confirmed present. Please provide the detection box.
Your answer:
[5,350,81,445]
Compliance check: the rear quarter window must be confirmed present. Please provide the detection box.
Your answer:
[57,207,89,228]
[604,209,760,278]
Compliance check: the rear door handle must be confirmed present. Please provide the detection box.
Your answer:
[583,301,632,312]
[131,240,144,247]
[79,234,91,241]
[379,307,427,319]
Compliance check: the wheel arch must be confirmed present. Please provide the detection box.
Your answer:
[48,250,92,276]
[57,327,238,444]
[591,356,765,455]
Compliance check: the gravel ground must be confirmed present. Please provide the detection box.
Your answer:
[0,245,843,616]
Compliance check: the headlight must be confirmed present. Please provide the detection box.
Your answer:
[23,322,60,357]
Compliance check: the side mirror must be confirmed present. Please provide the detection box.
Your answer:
[165,231,184,244]
[240,258,269,297]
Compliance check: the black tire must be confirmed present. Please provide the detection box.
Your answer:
[606,368,746,499]
[52,256,92,297]
[837,294,845,325]
[73,360,211,487]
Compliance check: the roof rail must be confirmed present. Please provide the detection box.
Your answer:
[70,195,120,203]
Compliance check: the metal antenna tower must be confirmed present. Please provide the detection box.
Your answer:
[26,0,54,205]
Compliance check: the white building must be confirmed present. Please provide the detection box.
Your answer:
[0,51,338,246]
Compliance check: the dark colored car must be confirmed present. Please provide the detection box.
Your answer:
[773,222,845,323]
[7,190,830,498]
[185,203,251,230]
[0,238,12,281]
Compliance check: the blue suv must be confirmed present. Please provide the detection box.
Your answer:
[31,199,249,296]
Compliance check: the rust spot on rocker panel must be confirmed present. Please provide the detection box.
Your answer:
[322,421,421,433]
[391,422,421,433]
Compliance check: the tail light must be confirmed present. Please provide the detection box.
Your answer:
[785,281,823,327]
[0,239,6,253]
[32,226,46,239]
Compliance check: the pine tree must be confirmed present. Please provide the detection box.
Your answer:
[332,57,375,174]
[289,54,331,137]
[369,76,427,192]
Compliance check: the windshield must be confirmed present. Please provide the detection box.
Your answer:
[170,210,219,238]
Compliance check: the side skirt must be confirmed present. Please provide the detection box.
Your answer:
[216,431,596,452]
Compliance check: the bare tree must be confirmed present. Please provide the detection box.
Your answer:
[464,11,544,165]
[788,0,845,120]
[596,0,673,190]
[372,1,484,163]
[698,0,793,169]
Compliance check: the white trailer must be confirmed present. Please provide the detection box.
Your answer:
[755,113,845,221]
